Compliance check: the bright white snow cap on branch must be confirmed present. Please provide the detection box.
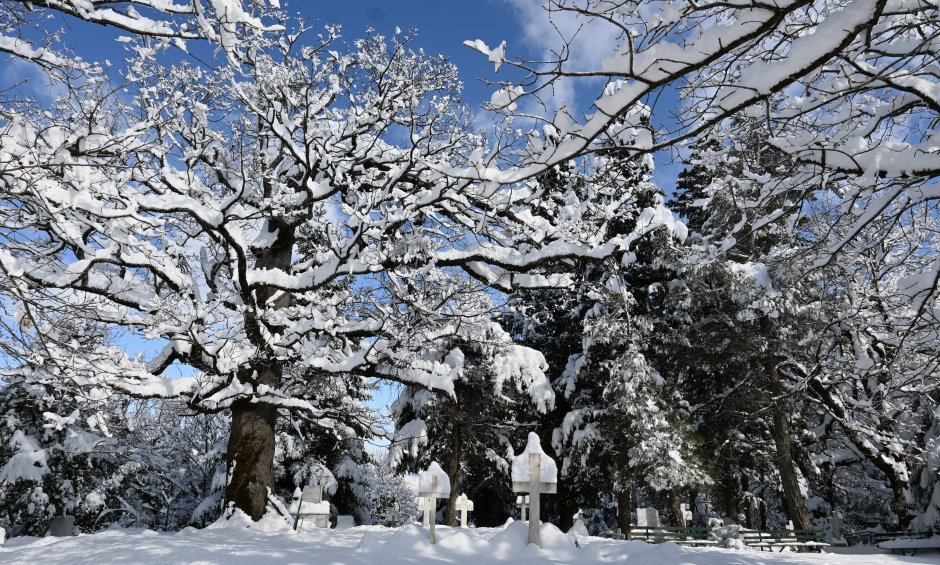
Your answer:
[511,432,558,484]
[418,462,451,496]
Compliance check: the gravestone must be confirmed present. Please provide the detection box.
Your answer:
[613,527,626,540]
[291,484,330,531]
[455,493,474,528]
[47,515,76,537]
[516,494,529,520]
[418,496,436,526]
[1,525,6,546]
[418,462,451,544]
[679,503,693,526]
[786,520,795,531]
[829,511,846,544]
[511,432,558,547]
[568,508,589,537]
[636,507,660,528]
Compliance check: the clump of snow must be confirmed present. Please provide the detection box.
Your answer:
[417,462,451,496]
[511,432,558,484]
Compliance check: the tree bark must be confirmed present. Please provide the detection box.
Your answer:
[766,357,813,529]
[225,369,279,520]
[617,488,631,534]
[445,416,461,526]
[720,455,739,523]
[224,216,295,519]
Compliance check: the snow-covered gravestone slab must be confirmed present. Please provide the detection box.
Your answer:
[47,515,76,537]
[636,507,660,528]
[829,511,845,545]
[455,493,474,528]
[569,509,589,537]
[516,494,529,520]
[418,496,437,526]
[418,462,451,544]
[680,503,693,527]
[291,485,330,531]
[511,432,557,547]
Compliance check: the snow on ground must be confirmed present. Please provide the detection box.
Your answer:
[1,514,937,565]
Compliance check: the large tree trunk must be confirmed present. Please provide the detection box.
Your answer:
[445,416,462,526]
[766,357,813,530]
[617,488,631,534]
[225,365,280,520]
[720,457,740,523]
[224,216,295,519]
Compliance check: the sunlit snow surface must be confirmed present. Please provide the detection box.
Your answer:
[0,514,935,565]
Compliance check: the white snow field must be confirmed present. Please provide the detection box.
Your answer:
[0,513,936,565]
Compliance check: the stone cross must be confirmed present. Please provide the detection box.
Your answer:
[418,463,451,545]
[516,494,529,520]
[511,433,558,547]
[786,520,795,531]
[680,503,693,526]
[455,493,474,528]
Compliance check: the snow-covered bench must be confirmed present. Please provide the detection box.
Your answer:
[742,528,829,552]
[627,526,717,546]
[878,536,940,556]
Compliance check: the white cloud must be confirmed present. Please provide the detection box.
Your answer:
[502,0,622,114]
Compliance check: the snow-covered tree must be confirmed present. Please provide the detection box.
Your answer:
[0,12,682,521]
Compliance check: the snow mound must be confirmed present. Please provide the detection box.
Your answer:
[205,509,293,534]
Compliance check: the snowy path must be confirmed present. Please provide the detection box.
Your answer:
[1,518,937,565]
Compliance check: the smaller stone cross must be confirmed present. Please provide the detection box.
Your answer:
[455,493,474,528]
[511,432,558,547]
[680,503,693,527]
[516,494,529,520]
[418,462,451,544]
[786,520,795,531]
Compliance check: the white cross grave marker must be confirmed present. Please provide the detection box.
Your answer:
[680,503,693,527]
[511,432,558,547]
[418,462,451,544]
[455,493,474,528]
[516,494,529,520]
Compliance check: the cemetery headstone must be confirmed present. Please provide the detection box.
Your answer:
[418,496,436,526]
[568,508,589,537]
[680,503,693,526]
[291,484,330,531]
[455,493,474,528]
[613,527,626,540]
[418,462,451,544]
[829,511,845,544]
[515,494,529,520]
[511,432,558,547]
[47,515,75,537]
[636,507,660,528]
